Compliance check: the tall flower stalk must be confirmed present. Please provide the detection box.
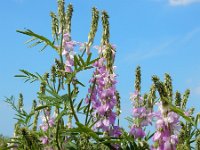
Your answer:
[151,76,180,150]
[85,11,121,138]
[129,66,152,139]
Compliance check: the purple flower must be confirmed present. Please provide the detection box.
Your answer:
[40,136,48,144]
[153,131,162,142]
[48,118,55,127]
[156,119,165,129]
[130,125,145,139]
[129,90,153,140]
[86,45,120,136]
[40,124,48,132]
[65,66,73,73]
[151,102,180,150]
[109,126,122,137]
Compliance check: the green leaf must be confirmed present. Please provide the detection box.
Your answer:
[14,69,39,83]
[74,79,85,87]
[86,53,92,65]
[88,57,99,66]
[78,55,85,66]
[162,97,195,125]
[76,122,100,140]
[17,29,58,51]
[77,99,84,112]
[74,55,82,67]
[56,110,67,122]
[34,105,49,111]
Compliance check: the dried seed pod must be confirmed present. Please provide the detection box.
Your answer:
[101,11,110,45]
[87,7,99,48]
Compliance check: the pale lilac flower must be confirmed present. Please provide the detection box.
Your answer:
[67,122,72,128]
[40,124,48,132]
[40,136,48,144]
[153,131,161,141]
[48,118,55,127]
[86,45,120,137]
[79,42,86,51]
[129,90,153,139]
[130,91,139,101]
[62,32,78,73]
[151,102,180,150]
[130,125,145,139]
[65,66,73,73]
[63,33,70,41]
[109,126,122,137]
[40,111,55,131]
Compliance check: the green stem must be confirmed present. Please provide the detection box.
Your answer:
[59,26,64,69]
[89,117,100,129]
[55,107,61,150]
[85,78,96,125]
[68,83,79,123]
[86,108,93,124]
[81,48,86,57]
[59,26,65,91]
[117,117,119,126]
[57,78,61,93]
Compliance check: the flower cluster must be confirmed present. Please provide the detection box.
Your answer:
[40,110,55,132]
[40,136,48,145]
[62,33,77,73]
[86,45,121,137]
[130,91,152,139]
[151,102,180,150]
[39,109,55,147]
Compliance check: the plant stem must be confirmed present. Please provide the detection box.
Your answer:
[68,83,79,123]
[55,107,61,150]
[85,78,96,125]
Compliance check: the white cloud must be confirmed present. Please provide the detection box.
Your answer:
[169,0,200,6]
[192,86,200,95]
[178,27,200,46]
[124,39,176,62]
[123,27,200,63]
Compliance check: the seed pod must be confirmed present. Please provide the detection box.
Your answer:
[182,89,190,109]
[115,91,121,117]
[50,12,59,37]
[43,72,49,81]
[65,4,73,34]
[39,81,46,94]
[32,100,39,131]
[58,0,66,31]
[148,84,156,111]
[175,91,181,107]
[101,11,110,45]
[18,93,24,112]
[135,66,141,93]
[164,73,173,101]
[152,76,168,109]
[87,7,99,48]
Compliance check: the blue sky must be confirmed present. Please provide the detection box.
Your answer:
[1,0,200,136]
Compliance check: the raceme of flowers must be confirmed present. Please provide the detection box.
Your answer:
[85,45,121,137]
[151,102,180,150]
[130,91,153,139]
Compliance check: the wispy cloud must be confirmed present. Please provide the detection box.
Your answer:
[180,27,200,44]
[123,27,200,63]
[169,0,200,6]
[124,39,176,62]
[191,85,200,95]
